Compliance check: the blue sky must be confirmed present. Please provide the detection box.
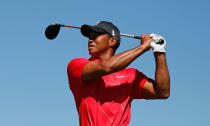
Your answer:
[1,0,210,125]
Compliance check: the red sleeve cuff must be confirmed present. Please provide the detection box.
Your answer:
[133,69,148,99]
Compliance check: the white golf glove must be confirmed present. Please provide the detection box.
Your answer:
[150,33,166,53]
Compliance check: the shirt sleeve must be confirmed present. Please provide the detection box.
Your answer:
[67,58,89,90]
[132,69,148,99]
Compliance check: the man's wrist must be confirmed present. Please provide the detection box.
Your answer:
[138,44,150,52]
[154,51,165,54]
[154,52,165,57]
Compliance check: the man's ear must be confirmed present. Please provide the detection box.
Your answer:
[109,37,117,48]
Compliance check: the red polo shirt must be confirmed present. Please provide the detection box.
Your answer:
[67,58,148,126]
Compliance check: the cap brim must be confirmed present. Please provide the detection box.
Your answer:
[81,25,106,38]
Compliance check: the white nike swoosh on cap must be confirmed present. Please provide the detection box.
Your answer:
[112,30,115,36]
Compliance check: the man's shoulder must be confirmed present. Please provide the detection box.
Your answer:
[68,58,88,64]
[70,58,88,62]
[67,58,89,69]
[69,57,99,63]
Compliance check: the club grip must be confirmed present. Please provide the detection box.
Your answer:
[134,35,165,45]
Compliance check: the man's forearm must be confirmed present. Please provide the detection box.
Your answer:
[154,53,170,98]
[101,45,147,74]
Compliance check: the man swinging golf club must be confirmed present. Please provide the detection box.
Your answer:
[67,21,170,126]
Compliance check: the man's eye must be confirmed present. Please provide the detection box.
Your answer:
[89,33,100,40]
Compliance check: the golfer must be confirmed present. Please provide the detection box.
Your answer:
[67,21,170,126]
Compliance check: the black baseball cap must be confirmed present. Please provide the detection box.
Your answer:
[80,21,121,42]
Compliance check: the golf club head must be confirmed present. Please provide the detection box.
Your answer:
[45,24,61,40]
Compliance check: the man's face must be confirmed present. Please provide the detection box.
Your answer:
[88,32,111,57]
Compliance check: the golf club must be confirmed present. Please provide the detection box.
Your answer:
[45,23,164,44]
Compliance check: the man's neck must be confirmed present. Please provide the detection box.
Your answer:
[93,49,115,61]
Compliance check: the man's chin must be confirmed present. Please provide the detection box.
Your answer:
[89,52,98,57]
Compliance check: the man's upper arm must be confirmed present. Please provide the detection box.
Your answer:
[81,61,108,81]
[132,70,161,99]
[141,79,158,99]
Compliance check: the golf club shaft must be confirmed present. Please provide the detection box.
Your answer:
[62,25,81,29]
[120,33,141,39]
[60,24,141,40]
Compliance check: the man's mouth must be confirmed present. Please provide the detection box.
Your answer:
[88,45,95,50]
[88,44,95,48]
